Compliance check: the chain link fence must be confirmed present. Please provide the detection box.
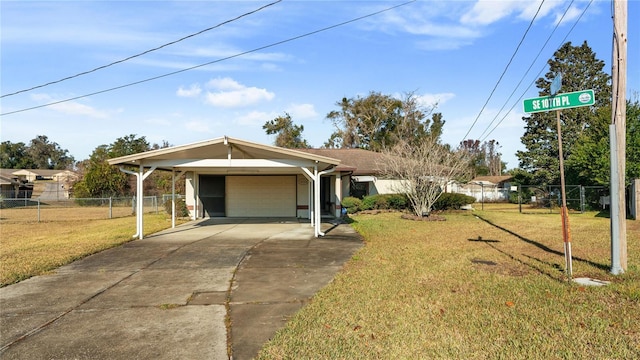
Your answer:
[0,196,173,223]
[514,185,608,213]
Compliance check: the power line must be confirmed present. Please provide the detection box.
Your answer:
[459,0,546,143]
[0,0,282,98]
[478,0,594,143]
[476,0,575,141]
[1,0,416,117]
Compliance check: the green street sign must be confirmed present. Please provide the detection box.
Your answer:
[523,89,595,113]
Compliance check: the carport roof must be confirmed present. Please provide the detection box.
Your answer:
[107,136,341,172]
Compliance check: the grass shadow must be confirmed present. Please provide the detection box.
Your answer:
[474,214,609,272]
[468,236,561,281]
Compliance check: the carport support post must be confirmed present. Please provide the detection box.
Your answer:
[301,166,335,237]
[119,165,156,239]
[317,167,336,236]
[314,166,320,237]
[137,166,144,239]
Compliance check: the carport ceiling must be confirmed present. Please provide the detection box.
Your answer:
[107,136,340,174]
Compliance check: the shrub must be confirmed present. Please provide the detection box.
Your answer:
[362,195,387,210]
[163,198,189,217]
[433,193,476,211]
[383,194,408,210]
[341,197,362,214]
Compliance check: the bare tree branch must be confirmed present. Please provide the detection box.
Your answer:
[379,138,470,217]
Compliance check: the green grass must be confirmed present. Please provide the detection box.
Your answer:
[0,214,187,286]
[258,208,640,359]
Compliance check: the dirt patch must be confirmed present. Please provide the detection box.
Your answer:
[472,260,532,277]
[400,213,446,221]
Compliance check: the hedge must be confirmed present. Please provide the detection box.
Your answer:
[432,193,476,211]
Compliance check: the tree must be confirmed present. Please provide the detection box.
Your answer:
[72,135,150,197]
[262,113,309,148]
[108,134,150,158]
[0,136,74,169]
[0,141,35,169]
[26,135,75,170]
[460,139,504,178]
[566,99,640,185]
[73,145,128,198]
[324,91,440,151]
[379,138,470,218]
[517,41,611,185]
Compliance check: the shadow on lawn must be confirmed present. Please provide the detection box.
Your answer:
[472,214,609,273]
[468,235,562,280]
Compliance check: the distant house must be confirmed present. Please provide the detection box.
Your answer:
[0,175,20,198]
[454,175,514,202]
[10,169,78,183]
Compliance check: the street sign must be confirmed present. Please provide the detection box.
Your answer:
[550,73,562,95]
[523,89,595,113]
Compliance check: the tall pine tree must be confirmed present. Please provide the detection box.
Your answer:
[517,41,611,185]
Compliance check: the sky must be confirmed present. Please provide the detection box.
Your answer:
[1,0,638,169]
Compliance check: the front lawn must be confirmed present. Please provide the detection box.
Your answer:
[258,209,640,359]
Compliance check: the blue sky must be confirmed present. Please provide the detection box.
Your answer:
[1,0,638,169]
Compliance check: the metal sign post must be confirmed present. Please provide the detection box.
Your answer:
[524,87,596,279]
[555,109,573,277]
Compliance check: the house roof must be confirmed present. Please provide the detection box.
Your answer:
[10,169,76,177]
[471,175,513,185]
[107,136,341,173]
[0,175,19,186]
[296,148,385,175]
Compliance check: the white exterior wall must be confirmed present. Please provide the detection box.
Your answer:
[185,171,200,220]
[296,174,310,218]
[371,179,405,195]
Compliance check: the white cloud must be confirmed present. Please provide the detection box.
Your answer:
[460,0,564,26]
[31,93,109,118]
[416,93,456,108]
[206,77,245,91]
[286,103,317,119]
[235,111,275,126]
[205,77,275,108]
[460,0,527,26]
[176,84,201,97]
[554,3,582,26]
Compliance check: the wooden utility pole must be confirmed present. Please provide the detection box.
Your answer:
[610,0,627,274]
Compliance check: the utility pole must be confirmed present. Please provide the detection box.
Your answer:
[610,0,627,275]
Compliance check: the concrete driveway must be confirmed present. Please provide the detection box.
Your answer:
[0,218,363,360]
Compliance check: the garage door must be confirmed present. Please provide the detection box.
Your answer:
[226,176,296,217]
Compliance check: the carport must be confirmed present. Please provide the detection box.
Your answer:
[107,136,341,238]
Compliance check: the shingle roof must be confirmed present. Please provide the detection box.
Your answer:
[297,148,384,175]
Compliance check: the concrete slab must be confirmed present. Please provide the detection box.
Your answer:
[230,302,305,360]
[1,306,227,360]
[573,277,611,286]
[0,218,363,360]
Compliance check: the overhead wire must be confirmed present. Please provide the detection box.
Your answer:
[0,0,282,98]
[476,0,575,141]
[458,0,547,143]
[1,0,417,117]
[478,0,594,143]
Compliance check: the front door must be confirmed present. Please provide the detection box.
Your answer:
[199,175,225,217]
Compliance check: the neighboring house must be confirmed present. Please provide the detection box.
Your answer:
[454,175,514,202]
[11,169,78,183]
[0,175,20,198]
